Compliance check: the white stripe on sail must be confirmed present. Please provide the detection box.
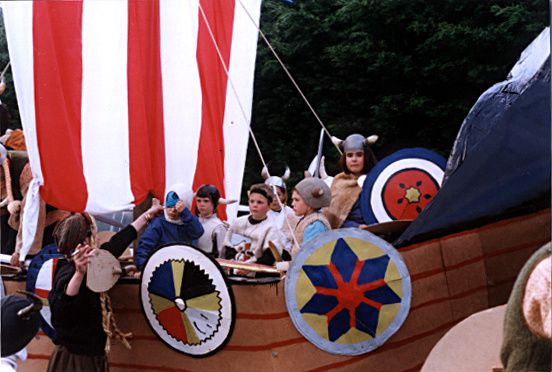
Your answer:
[160,0,202,195]
[81,0,134,213]
[223,0,262,222]
[1,2,42,184]
[2,2,42,261]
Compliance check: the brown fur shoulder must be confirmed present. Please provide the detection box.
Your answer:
[324,172,362,229]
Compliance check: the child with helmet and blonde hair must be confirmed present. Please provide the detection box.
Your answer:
[289,177,332,256]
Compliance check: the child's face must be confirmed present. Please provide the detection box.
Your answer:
[269,187,285,211]
[249,192,270,220]
[345,150,365,175]
[196,196,214,217]
[291,190,310,216]
[166,206,179,220]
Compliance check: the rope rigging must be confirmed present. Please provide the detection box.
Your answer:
[237,0,342,155]
[197,0,302,250]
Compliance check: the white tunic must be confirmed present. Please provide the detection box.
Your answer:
[197,214,228,257]
[267,205,294,230]
[223,215,285,261]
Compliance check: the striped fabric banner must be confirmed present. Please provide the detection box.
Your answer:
[3,0,261,221]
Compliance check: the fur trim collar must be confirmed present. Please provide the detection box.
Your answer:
[324,172,362,229]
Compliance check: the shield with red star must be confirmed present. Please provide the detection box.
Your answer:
[285,229,411,355]
[140,243,235,357]
[360,148,446,224]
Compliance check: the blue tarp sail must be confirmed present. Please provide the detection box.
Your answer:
[395,29,551,247]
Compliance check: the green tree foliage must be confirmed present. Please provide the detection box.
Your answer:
[243,0,547,194]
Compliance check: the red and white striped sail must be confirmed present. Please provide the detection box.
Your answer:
[2,0,261,220]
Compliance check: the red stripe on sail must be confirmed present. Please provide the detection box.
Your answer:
[193,0,236,220]
[33,1,87,212]
[128,0,166,205]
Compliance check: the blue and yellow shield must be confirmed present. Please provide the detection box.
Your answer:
[285,229,411,355]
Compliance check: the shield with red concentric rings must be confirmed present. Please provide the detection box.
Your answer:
[140,244,235,357]
[26,244,63,340]
[360,148,446,224]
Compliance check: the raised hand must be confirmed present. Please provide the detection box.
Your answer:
[146,203,164,217]
[72,244,95,274]
[175,200,185,213]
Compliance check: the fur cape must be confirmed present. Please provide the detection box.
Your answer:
[290,212,331,257]
[324,172,362,229]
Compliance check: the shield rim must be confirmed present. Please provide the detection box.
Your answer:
[360,148,447,224]
[139,243,236,358]
[285,228,412,356]
[25,244,63,340]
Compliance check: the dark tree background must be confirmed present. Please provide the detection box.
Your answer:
[0,1,548,202]
[0,9,18,131]
[243,0,548,199]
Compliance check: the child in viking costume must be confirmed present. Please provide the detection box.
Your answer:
[289,177,331,257]
[223,184,287,266]
[261,164,295,230]
[47,206,162,372]
[135,184,204,271]
[195,184,235,258]
[324,133,378,229]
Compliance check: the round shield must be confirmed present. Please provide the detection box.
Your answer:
[285,228,411,355]
[26,244,63,340]
[140,244,235,357]
[86,249,121,293]
[361,148,446,224]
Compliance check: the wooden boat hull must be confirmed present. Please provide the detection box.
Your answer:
[6,208,550,371]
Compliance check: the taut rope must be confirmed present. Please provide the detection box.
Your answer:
[197,1,301,250]
[237,0,342,155]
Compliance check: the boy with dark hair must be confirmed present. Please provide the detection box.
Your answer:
[195,184,235,257]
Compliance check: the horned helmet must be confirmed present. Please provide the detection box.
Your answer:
[331,134,378,153]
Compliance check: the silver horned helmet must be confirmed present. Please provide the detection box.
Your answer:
[261,164,291,190]
[331,134,378,153]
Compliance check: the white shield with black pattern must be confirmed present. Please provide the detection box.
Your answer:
[140,244,235,357]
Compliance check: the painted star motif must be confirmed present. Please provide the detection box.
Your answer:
[404,187,421,203]
[300,239,401,341]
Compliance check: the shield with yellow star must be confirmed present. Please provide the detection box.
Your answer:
[360,148,446,224]
[140,244,235,357]
[285,229,411,355]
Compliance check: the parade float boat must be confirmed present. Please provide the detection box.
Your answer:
[4,209,549,372]
[1,2,550,371]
